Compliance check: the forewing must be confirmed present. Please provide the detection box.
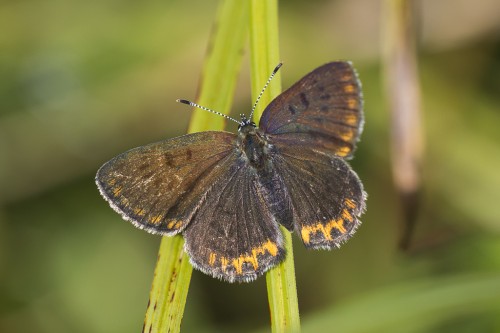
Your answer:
[183,159,286,283]
[260,61,363,159]
[95,131,236,235]
[271,146,366,249]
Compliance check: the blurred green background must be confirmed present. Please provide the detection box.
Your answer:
[1,0,500,332]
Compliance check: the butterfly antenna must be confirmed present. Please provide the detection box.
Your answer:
[177,99,241,125]
[248,62,283,121]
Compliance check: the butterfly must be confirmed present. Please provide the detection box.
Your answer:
[96,61,366,283]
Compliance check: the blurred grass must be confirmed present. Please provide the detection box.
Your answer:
[301,272,500,333]
[1,1,500,333]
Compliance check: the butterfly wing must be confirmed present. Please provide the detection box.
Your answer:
[95,131,237,236]
[270,145,366,249]
[183,158,286,283]
[259,61,363,159]
[258,61,366,248]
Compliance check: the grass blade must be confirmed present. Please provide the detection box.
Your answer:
[249,1,301,332]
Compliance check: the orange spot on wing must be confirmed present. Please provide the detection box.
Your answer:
[150,215,163,224]
[336,146,351,157]
[327,219,347,234]
[341,74,352,81]
[342,209,353,222]
[345,115,358,127]
[347,98,358,109]
[166,220,183,229]
[301,219,347,244]
[232,257,253,275]
[344,84,355,93]
[120,197,130,207]
[340,131,354,142]
[231,240,278,275]
[112,187,122,197]
[345,198,356,209]
[221,257,229,272]
[133,208,145,216]
[209,253,216,266]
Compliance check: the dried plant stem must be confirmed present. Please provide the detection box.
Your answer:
[382,0,424,249]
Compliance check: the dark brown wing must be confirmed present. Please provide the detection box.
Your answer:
[270,145,366,249]
[183,158,286,283]
[259,61,363,159]
[95,131,236,235]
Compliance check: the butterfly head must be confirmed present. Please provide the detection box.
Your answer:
[238,114,256,131]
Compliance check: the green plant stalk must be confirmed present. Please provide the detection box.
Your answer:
[142,1,248,332]
[249,1,301,332]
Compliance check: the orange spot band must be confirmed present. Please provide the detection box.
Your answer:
[301,219,347,244]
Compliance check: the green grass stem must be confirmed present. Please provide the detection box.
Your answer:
[249,1,301,332]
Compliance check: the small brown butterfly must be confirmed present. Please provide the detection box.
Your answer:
[96,62,366,282]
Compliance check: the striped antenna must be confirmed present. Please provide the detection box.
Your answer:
[248,62,283,121]
[177,99,241,125]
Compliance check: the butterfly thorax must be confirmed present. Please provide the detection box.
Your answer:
[237,122,270,170]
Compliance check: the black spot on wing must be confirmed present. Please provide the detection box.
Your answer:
[163,152,174,167]
[299,92,309,108]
